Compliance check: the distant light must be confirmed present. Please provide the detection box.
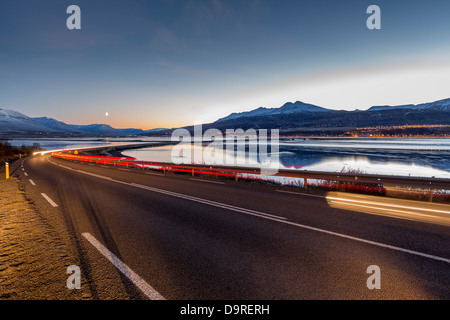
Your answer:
[105,112,109,117]
[33,149,66,156]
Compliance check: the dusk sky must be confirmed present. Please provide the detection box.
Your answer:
[1,0,450,129]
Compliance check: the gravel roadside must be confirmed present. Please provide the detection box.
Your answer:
[0,177,90,300]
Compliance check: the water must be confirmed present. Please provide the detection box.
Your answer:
[4,137,154,151]
[6,137,450,179]
[277,138,450,178]
[123,138,450,179]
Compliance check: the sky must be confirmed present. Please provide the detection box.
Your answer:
[1,0,450,129]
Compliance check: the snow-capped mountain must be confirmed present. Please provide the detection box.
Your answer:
[33,116,83,134]
[216,101,329,123]
[68,123,125,135]
[0,108,168,136]
[368,98,450,112]
[196,97,450,134]
[367,104,415,112]
[416,98,450,111]
[0,109,58,134]
[1,97,449,136]
[32,117,150,135]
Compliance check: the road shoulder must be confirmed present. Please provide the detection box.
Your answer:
[0,178,90,300]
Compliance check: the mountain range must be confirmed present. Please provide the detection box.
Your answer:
[216,99,450,123]
[1,98,450,136]
[0,110,167,136]
[170,98,450,136]
[216,101,329,122]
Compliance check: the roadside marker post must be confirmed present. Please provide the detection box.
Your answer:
[5,162,9,179]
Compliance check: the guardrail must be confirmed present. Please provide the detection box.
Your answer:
[52,152,261,180]
[51,151,450,192]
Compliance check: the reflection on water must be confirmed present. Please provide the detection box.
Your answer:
[280,138,450,150]
[123,138,450,179]
[6,137,450,179]
[280,146,450,177]
[5,137,150,151]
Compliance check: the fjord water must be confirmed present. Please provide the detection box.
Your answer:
[5,137,145,151]
[7,137,450,179]
[123,138,450,179]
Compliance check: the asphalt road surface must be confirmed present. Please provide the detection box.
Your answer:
[10,154,450,300]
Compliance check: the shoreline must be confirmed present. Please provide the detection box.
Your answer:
[77,141,178,158]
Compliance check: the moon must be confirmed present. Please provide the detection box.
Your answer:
[105,112,109,117]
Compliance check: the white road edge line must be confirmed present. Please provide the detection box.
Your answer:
[129,182,287,220]
[276,190,325,198]
[278,218,450,264]
[49,159,450,264]
[28,179,36,185]
[41,193,58,207]
[190,178,225,185]
[82,232,165,300]
[145,172,164,176]
[49,159,285,220]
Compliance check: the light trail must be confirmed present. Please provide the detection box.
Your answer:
[327,192,450,226]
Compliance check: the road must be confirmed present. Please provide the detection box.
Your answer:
[10,154,450,300]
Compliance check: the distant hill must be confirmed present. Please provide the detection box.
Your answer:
[0,109,167,136]
[68,123,125,136]
[368,98,450,112]
[1,97,450,136]
[216,101,329,123]
[212,98,450,131]
[149,98,450,136]
[33,117,84,134]
[0,109,59,135]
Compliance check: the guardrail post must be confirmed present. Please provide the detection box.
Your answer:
[5,162,9,179]
[235,173,238,181]
[304,178,307,189]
